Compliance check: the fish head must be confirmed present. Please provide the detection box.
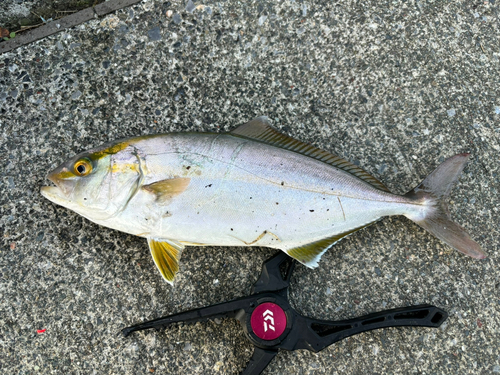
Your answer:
[41,140,143,221]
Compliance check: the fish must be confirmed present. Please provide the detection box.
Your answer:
[41,117,486,284]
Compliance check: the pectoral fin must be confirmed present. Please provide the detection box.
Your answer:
[142,177,190,204]
[148,238,185,284]
[285,224,372,268]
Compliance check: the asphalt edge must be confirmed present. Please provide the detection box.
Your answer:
[0,0,142,55]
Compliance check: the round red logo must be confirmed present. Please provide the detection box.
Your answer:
[250,302,287,340]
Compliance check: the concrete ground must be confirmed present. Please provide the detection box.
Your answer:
[1,0,499,374]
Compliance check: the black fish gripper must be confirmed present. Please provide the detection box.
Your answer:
[122,252,448,374]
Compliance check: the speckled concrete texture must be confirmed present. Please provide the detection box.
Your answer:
[1,0,499,374]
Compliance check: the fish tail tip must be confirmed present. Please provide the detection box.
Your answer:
[472,250,487,260]
[455,152,471,160]
[458,242,487,260]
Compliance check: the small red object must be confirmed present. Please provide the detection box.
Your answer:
[37,329,46,334]
[477,319,482,328]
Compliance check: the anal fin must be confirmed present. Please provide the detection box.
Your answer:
[148,238,185,284]
[285,224,371,268]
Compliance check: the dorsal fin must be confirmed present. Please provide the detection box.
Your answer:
[231,117,390,192]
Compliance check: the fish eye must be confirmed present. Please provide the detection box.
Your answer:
[74,159,92,176]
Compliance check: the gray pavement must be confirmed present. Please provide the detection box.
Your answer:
[1,0,499,374]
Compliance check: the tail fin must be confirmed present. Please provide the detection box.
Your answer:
[404,154,486,259]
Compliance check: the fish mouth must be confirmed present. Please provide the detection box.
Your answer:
[40,184,87,215]
[40,169,72,204]
[47,171,59,185]
[43,168,75,196]
[40,185,68,204]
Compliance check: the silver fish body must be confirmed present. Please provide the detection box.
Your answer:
[103,133,417,246]
[41,117,485,284]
